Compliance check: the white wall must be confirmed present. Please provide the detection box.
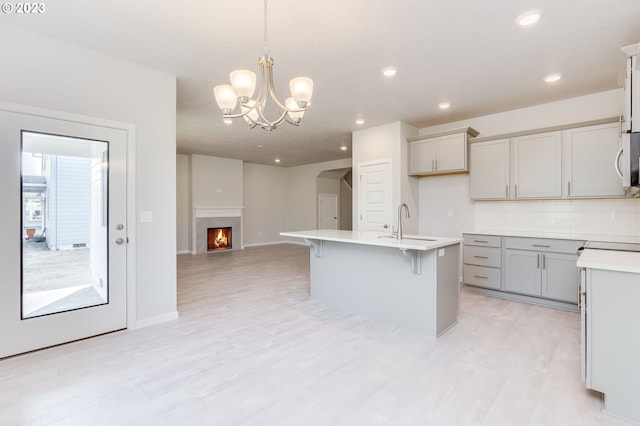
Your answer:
[176,154,191,253]
[284,158,353,233]
[0,24,177,326]
[191,154,243,207]
[243,162,287,245]
[417,89,640,238]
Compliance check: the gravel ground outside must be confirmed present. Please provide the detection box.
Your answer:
[22,241,91,293]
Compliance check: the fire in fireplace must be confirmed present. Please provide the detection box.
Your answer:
[207,227,232,251]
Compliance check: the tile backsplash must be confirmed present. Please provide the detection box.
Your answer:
[476,198,640,237]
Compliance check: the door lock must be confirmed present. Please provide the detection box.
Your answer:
[115,224,124,230]
[115,237,125,245]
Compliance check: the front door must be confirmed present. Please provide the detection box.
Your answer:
[0,110,128,358]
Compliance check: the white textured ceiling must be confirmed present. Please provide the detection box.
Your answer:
[2,0,639,166]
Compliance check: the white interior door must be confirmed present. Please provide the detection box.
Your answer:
[358,160,392,231]
[318,194,338,229]
[0,110,128,358]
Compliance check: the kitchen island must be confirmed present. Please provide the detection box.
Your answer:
[280,230,462,337]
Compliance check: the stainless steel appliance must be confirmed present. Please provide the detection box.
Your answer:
[615,132,640,189]
[583,240,640,252]
[618,44,640,192]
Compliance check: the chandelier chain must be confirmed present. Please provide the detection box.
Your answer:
[263,0,269,53]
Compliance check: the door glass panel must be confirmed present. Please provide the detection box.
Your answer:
[21,132,109,319]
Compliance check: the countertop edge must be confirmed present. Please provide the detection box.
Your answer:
[576,249,640,274]
[280,230,462,251]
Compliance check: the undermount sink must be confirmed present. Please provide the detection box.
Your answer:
[377,234,436,242]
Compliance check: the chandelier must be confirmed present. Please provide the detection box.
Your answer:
[213,0,314,132]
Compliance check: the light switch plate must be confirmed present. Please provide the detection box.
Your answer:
[438,248,445,257]
[140,211,153,223]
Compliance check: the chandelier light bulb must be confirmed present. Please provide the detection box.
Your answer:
[230,70,257,101]
[290,77,314,106]
[213,85,238,113]
[286,97,305,123]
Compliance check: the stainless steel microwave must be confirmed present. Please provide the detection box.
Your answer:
[616,132,640,188]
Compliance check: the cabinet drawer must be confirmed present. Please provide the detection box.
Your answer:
[463,234,502,248]
[463,246,501,267]
[463,265,501,290]
[504,237,585,254]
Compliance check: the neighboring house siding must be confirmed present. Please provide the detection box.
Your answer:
[45,155,91,250]
[56,156,91,247]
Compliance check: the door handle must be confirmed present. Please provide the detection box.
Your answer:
[537,253,540,269]
[115,237,125,245]
[115,223,124,230]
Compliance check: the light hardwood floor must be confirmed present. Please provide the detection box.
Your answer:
[0,243,632,425]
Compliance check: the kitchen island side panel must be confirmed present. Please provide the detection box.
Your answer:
[308,240,459,336]
[436,243,460,336]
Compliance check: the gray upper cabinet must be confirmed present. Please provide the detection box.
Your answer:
[512,131,563,199]
[469,138,510,199]
[470,118,624,200]
[563,122,625,198]
[407,127,478,176]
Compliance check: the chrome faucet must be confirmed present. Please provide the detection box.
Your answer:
[396,203,410,240]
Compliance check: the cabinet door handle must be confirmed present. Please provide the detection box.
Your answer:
[515,184,518,198]
[506,185,509,198]
[473,275,488,279]
[435,159,438,171]
[537,253,540,269]
[473,240,489,243]
[542,254,546,269]
[532,244,551,248]
[568,181,571,196]
[473,255,489,259]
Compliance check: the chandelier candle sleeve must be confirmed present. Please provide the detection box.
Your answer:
[212,0,313,131]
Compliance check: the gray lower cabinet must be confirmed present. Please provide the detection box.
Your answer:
[542,252,582,302]
[503,249,580,303]
[462,234,501,290]
[464,233,584,309]
[503,249,541,296]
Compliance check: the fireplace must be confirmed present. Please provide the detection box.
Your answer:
[194,207,243,254]
[208,227,232,251]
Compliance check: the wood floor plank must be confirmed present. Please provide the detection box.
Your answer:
[0,243,633,425]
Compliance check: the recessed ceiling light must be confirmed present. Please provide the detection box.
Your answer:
[355,118,365,125]
[517,10,541,26]
[382,67,397,77]
[275,158,281,163]
[223,118,233,125]
[544,73,562,83]
[340,146,348,151]
[257,144,264,149]
[438,102,451,110]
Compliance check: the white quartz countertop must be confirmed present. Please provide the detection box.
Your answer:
[464,230,640,244]
[280,230,462,251]
[577,248,640,274]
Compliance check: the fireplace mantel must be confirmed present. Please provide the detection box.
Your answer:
[194,206,244,218]
[192,206,244,253]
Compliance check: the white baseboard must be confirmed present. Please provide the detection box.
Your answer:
[177,250,192,255]
[132,311,179,329]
